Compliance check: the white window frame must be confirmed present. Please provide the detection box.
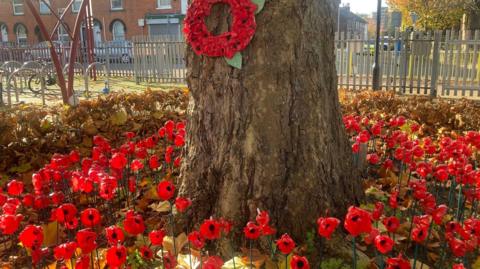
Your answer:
[157,0,172,9]
[110,0,123,10]
[1,24,8,43]
[39,0,51,14]
[16,24,27,44]
[57,25,69,42]
[72,0,82,13]
[13,0,24,15]
[112,21,125,41]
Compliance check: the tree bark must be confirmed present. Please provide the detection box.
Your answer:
[180,0,362,243]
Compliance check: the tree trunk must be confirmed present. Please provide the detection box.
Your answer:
[180,0,362,243]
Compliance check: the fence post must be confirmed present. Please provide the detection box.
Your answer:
[430,31,441,97]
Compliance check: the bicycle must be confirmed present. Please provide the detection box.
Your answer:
[26,61,57,94]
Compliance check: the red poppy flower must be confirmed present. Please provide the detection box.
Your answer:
[54,242,77,261]
[76,228,97,254]
[244,221,261,240]
[163,251,177,269]
[131,159,144,172]
[200,219,222,240]
[174,135,185,147]
[386,253,411,269]
[367,153,380,165]
[123,210,145,235]
[317,217,340,239]
[80,208,101,227]
[105,225,125,245]
[149,229,166,246]
[0,214,23,235]
[372,202,384,221]
[449,238,466,257]
[6,180,24,196]
[389,191,399,209]
[56,203,78,224]
[65,217,79,230]
[453,264,466,269]
[411,226,428,243]
[262,225,276,236]
[22,194,34,207]
[214,218,231,235]
[175,197,192,213]
[256,210,270,226]
[75,255,90,269]
[203,256,224,269]
[174,157,182,167]
[149,155,160,170]
[276,233,296,255]
[344,206,372,237]
[363,228,380,245]
[19,225,43,248]
[290,255,310,269]
[432,204,448,225]
[140,246,154,260]
[374,235,394,254]
[50,192,65,205]
[383,216,400,233]
[188,230,206,249]
[31,247,49,265]
[157,180,175,201]
[106,244,127,267]
[110,152,127,170]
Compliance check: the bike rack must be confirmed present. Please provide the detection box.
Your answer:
[84,62,109,99]
[63,62,84,75]
[21,61,43,70]
[7,67,45,106]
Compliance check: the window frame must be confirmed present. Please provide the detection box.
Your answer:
[16,24,27,44]
[0,24,8,43]
[157,0,172,9]
[111,20,125,41]
[110,0,123,11]
[72,0,82,13]
[39,0,51,15]
[12,0,25,15]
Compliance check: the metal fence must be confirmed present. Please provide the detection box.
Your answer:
[0,38,187,84]
[336,30,480,99]
[3,31,480,100]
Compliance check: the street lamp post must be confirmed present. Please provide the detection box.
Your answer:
[372,0,382,91]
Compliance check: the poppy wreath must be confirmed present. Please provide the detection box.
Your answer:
[183,0,258,59]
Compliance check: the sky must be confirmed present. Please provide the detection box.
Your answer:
[341,0,389,15]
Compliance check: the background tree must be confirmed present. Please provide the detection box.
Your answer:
[179,0,362,247]
[388,0,468,30]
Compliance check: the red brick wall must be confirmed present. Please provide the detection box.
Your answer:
[0,0,183,44]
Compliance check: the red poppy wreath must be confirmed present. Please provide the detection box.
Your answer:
[183,0,265,69]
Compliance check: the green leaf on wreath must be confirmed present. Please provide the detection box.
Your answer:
[225,52,242,69]
[251,0,265,14]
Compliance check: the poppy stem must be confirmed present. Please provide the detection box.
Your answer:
[249,239,253,269]
[456,183,463,221]
[285,254,288,269]
[352,237,357,269]
[412,243,419,269]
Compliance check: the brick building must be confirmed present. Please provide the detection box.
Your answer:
[0,0,187,45]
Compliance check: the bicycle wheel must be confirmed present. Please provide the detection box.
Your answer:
[28,75,43,95]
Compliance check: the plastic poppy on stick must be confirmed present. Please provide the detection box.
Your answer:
[184,0,265,69]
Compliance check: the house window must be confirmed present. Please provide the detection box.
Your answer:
[0,25,8,43]
[13,0,24,15]
[157,0,172,9]
[72,0,82,13]
[58,25,69,42]
[16,24,27,44]
[39,0,51,14]
[111,0,123,10]
[112,20,125,40]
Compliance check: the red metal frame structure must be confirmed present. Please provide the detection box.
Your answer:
[25,0,94,105]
